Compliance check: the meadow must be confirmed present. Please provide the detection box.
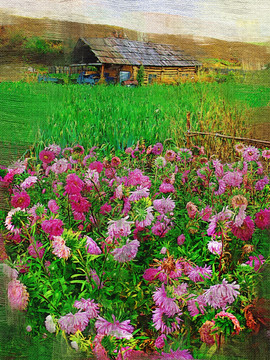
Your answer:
[0,77,269,166]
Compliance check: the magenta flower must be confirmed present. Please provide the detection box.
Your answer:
[214,179,226,196]
[187,294,206,316]
[208,240,222,255]
[8,279,29,310]
[152,142,163,155]
[41,218,64,237]
[64,173,84,195]
[243,146,260,162]
[73,211,86,222]
[200,206,212,221]
[73,298,99,319]
[129,186,150,202]
[111,239,140,262]
[20,176,38,190]
[187,265,212,282]
[262,149,270,160]
[152,307,182,334]
[28,241,45,259]
[70,194,91,213]
[95,315,134,339]
[231,216,254,241]
[153,196,175,215]
[85,236,102,255]
[58,311,89,334]
[39,150,55,164]
[51,158,69,174]
[155,334,166,349]
[52,236,71,260]
[153,284,180,317]
[255,176,269,191]
[177,234,185,245]
[11,191,31,209]
[151,221,169,237]
[203,279,240,309]
[108,216,134,239]
[89,161,104,173]
[126,169,144,186]
[143,268,159,281]
[100,202,112,215]
[246,255,265,271]
[255,209,270,229]
[159,349,194,359]
[48,199,59,214]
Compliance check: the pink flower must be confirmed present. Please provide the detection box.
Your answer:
[47,144,61,156]
[160,247,167,254]
[203,279,240,309]
[100,203,112,215]
[28,241,45,259]
[73,211,86,222]
[187,294,206,316]
[1,264,18,279]
[64,173,84,195]
[126,169,144,186]
[214,180,226,196]
[51,158,69,174]
[153,284,180,316]
[52,236,71,259]
[159,349,194,359]
[85,236,102,255]
[173,283,188,297]
[48,199,59,214]
[255,208,270,229]
[11,191,31,209]
[246,255,265,271]
[213,159,224,178]
[177,234,185,245]
[223,171,243,187]
[152,143,163,155]
[186,202,198,219]
[152,307,182,334]
[215,311,241,335]
[200,206,213,221]
[136,206,154,228]
[41,218,64,237]
[153,196,175,214]
[95,315,134,339]
[207,207,233,236]
[234,205,246,227]
[88,269,104,289]
[58,311,89,334]
[262,149,270,160]
[89,161,104,173]
[143,268,159,281]
[243,146,260,162]
[108,216,134,239]
[199,320,217,346]
[151,221,169,237]
[187,265,212,282]
[155,334,166,348]
[165,150,176,161]
[208,240,222,255]
[111,239,140,262]
[5,208,24,234]
[93,335,110,360]
[177,148,193,163]
[73,298,99,319]
[111,156,121,168]
[8,279,29,310]
[129,186,150,202]
[159,182,175,193]
[39,150,55,164]
[231,216,254,241]
[20,176,38,189]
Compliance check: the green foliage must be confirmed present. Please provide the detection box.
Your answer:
[136,65,145,86]
[24,36,63,55]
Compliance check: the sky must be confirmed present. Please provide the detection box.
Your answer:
[0,0,269,42]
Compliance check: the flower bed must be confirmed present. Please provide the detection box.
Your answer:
[0,142,269,359]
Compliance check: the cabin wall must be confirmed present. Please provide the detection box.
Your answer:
[132,65,197,84]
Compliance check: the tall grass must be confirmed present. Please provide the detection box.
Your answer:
[0,81,269,162]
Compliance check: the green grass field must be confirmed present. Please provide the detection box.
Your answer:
[0,78,269,165]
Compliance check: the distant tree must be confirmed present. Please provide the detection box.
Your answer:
[136,65,145,86]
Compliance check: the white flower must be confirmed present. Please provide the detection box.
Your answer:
[45,315,56,333]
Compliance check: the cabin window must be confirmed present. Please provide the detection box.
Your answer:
[119,71,131,83]
[148,74,157,84]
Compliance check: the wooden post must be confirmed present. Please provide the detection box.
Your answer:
[101,64,104,78]
[186,112,191,148]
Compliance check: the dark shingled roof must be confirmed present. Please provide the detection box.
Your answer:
[80,37,202,67]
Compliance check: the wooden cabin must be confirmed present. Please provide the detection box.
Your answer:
[71,37,202,85]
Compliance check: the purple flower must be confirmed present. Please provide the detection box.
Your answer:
[159,182,175,194]
[152,143,163,155]
[207,207,233,236]
[223,171,243,187]
[51,159,69,174]
[111,239,140,262]
[95,315,134,339]
[173,283,188,297]
[208,240,222,255]
[153,196,175,214]
[243,146,260,162]
[155,334,166,349]
[255,176,269,191]
[73,298,99,319]
[153,284,180,317]
[246,255,265,271]
[85,236,102,255]
[177,234,185,245]
[203,279,240,309]
[187,265,212,282]
[108,216,134,239]
[214,179,226,195]
[136,206,154,228]
[152,307,182,334]
[48,199,59,214]
[58,311,89,334]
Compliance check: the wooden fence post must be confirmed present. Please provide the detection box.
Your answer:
[186,112,191,148]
